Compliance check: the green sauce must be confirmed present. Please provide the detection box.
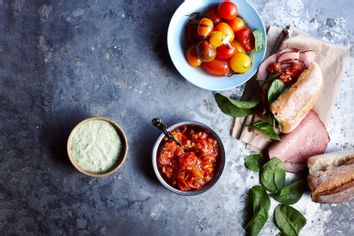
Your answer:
[70,120,122,173]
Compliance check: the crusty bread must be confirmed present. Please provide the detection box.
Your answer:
[270,62,323,133]
[307,150,354,204]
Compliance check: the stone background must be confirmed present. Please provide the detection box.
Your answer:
[0,0,353,235]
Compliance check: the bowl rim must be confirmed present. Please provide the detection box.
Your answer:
[152,121,226,196]
[167,0,267,91]
[67,116,128,177]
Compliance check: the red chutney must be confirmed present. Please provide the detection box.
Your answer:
[158,125,219,191]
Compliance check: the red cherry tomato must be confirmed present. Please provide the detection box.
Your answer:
[290,63,303,77]
[201,59,230,76]
[217,1,238,20]
[206,7,222,24]
[226,17,244,32]
[197,18,214,38]
[185,46,202,67]
[234,27,255,52]
[185,19,200,45]
[216,44,236,59]
[196,40,216,62]
[216,41,245,59]
[267,63,281,75]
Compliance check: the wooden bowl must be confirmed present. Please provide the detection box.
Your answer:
[67,117,128,177]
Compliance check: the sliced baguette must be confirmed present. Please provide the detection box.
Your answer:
[271,62,323,133]
[307,150,354,204]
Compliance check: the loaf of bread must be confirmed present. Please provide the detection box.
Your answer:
[307,150,354,204]
[270,62,323,133]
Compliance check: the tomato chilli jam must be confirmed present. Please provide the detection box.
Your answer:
[158,125,220,191]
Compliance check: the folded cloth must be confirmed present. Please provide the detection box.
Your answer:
[231,26,349,152]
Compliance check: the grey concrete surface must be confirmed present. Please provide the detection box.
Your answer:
[0,0,353,235]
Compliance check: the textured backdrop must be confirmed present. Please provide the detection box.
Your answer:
[0,0,353,235]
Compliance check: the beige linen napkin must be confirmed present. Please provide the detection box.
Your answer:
[231,26,349,152]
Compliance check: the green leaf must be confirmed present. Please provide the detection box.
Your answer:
[245,186,270,236]
[250,121,280,141]
[273,179,306,205]
[260,158,286,193]
[249,185,270,213]
[268,79,286,104]
[215,93,254,117]
[229,98,259,109]
[253,29,264,52]
[244,154,264,172]
[245,207,269,236]
[274,204,306,236]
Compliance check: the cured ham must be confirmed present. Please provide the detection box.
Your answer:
[268,110,329,172]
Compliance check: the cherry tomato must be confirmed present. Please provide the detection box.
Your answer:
[214,22,234,43]
[232,41,245,53]
[201,59,230,76]
[197,18,214,37]
[209,31,224,47]
[267,63,281,74]
[216,44,236,59]
[185,19,200,45]
[230,52,251,73]
[234,27,255,52]
[216,41,244,59]
[185,46,202,67]
[206,7,222,24]
[290,63,303,77]
[218,1,238,20]
[227,17,244,32]
[196,40,216,62]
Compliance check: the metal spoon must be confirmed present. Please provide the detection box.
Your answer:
[151,118,182,147]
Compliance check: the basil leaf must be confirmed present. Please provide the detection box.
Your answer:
[274,204,306,236]
[229,98,259,109]
[215,93,254,117]
[268,113,278,129]
[260,158,286,193]
[250,121,280,141]
[268,79,285,104]
[245,207,269,236]
[244,154,264,172]
[245,186,270,236]
[273,179,305,205]
[249,185,270,213]
[253,29,264,52]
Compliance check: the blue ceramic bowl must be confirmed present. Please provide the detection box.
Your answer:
[167,0,266,91]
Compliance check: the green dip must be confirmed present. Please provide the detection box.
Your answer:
[70,120,122,173]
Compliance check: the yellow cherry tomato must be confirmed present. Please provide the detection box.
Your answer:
[232,41,245,53]
[214,22,234,43]
[209,31,224,47]
[230,52,251,73]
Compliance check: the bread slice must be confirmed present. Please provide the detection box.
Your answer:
[307,150,354,203]
[271,62,323,133]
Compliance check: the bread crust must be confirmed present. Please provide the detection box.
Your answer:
[270,62,323,133]
[307,150,354,203]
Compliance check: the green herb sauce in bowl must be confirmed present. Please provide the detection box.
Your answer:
[67,117,128,177]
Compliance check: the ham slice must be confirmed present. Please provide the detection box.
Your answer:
[300,50,317,68]
[268,110,330,172]
[277,51,300,63]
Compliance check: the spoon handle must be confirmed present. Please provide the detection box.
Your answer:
[151,118,182,147]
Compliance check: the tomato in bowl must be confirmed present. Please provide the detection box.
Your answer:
[167,0,266,90]
[152,121,225,195]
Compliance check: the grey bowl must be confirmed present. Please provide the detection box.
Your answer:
[152,121,225,196]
